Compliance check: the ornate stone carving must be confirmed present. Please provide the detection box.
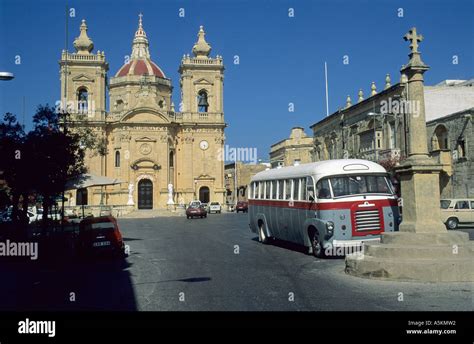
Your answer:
[139,143,152,155]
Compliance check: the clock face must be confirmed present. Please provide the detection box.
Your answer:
[200,140,209,150]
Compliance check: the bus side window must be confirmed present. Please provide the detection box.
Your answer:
[293,178,299,200]
[265,181,271,199]
[306,176,315,201]
[301,178,307,201]
[256,182,260,199]
[271,180,277,199]
[316,178,331,199]
[278,180,284,200]
[285,179,292,200]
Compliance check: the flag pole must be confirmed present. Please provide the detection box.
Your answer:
[325,62,329,117]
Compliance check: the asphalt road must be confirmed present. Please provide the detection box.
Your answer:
[1,213,472,311]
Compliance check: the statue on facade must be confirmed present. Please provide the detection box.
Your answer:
[127,183,135,205]
[167,183,175,205]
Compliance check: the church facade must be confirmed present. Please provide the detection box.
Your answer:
[59,15,226,209]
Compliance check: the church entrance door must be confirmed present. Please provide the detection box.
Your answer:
[199,186,210,203]
[138,179,153,209]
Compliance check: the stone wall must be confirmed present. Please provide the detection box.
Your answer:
[426,108,474,198]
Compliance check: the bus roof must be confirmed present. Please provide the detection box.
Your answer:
[251,159,387,182]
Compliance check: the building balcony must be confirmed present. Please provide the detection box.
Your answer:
[60,51,107,63]
[166,112,225,124]
[378,148,401,161]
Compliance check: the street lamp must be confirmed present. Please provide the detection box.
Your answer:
[0,72,14,81]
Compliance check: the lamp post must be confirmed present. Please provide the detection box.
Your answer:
[0,72,14,81]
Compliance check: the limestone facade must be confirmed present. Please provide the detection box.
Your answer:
[224,162,269,204]
[307,78,474,198]
[269,127,313,168]
[59,16,226,209]
[426,107,474,198]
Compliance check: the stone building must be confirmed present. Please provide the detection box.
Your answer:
[60,15,226,210]
[269,127,313,168]
[308,76,474,198]
[426,107,473,198]
[224,162,269,204]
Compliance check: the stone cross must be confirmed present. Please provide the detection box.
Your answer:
[404,27,423,54]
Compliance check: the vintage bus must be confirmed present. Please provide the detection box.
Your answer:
[248,159,400,257]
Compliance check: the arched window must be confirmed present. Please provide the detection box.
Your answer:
[197,90,209,112]
[77,88,88,114]
[433,125,449,150]
[169,151,174,168]
[115,151,120,168]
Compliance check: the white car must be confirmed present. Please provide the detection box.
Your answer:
[208,202,221,214]
[189,200,202,208]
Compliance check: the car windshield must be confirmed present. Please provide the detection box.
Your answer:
[440,200,451,209]
[210,202,219,205]
[328,174,393,198]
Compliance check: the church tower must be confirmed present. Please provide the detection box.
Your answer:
[179,26,224,113]
[176,26,226,204]
[59,19,108,120]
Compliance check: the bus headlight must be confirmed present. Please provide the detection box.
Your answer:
[326,221,334,237]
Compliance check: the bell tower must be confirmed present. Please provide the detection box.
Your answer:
[59,19,108,120]
[179,26,224,114]
[176,26,226,205]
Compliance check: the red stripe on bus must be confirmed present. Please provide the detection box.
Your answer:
[248,198,397,210]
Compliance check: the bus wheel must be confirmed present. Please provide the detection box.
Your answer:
[258,221,269,244]
[309,228,324,258]
[446,217,458,230]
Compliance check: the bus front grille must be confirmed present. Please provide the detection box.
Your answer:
[354,209,381,231]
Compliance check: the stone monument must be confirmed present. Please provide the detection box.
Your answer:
[167,183,175,211]
[127,183,134,205]
[345,28,473,282]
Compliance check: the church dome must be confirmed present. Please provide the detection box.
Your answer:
[116,59,165,78]
[115,14,166,78]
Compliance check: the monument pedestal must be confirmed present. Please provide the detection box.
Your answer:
[396,156,446,233]
[346,232,474,282]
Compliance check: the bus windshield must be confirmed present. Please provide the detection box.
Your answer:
[327,174,393,198]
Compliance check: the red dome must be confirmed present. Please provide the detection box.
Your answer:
[116,59,165,78]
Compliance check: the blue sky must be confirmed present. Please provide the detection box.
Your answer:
[1,0,473,161]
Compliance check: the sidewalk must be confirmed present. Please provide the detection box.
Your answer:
[120,208,187,218]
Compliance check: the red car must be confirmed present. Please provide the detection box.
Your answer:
[76,216,126,258]
[186,205,207,219]
[236,201,248,213]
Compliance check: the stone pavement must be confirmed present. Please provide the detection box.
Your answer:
[120,208,187,218]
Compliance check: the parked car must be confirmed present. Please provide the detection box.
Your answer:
[76,216,126,257]
[235,201,248,213]
[186,204,207,219]
[0,207,35,224]
[440,199,474,229]
[208,202,222,214]
[189,200,202,208]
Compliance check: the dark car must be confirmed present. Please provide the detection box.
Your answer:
[186,205,207,219]
[76,216,126,258]
[235,201,248,213]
